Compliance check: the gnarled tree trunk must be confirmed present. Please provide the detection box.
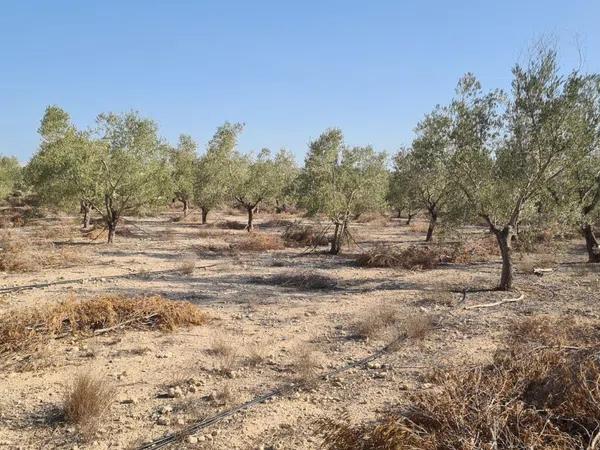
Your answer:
[246,206,254,231]
[329,220,347,255]
[406,212,415,225]
[107,221,116,244]
[582,224,600,263]
[492,225,514,291]
[80,200,91,229]
[425,207,437,242]
[105,194,118,244]
[182,199,189,217]
[200,207,208,225]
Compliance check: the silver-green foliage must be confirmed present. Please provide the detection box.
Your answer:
[298,128,387,253]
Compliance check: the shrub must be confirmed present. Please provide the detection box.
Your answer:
[63,373,116,435]
[233,233,285,251]
[0,295,206,355]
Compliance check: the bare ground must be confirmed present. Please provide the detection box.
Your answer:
[0,210,598,449]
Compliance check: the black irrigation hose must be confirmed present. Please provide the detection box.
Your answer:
[136,338,403,449]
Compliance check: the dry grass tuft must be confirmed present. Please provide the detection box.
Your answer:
[257,270,338,290]
[403,313,434,339]
[318,319,600,450]
[517,254,558,274]
[244,344,267,367]
[208,334,238,376]
[352,304,400,340]
[233,233,285,251]
[357,245,453,270]
[292,344,321,384]
[177,259,195,275]
[282,223,330,247]
[0,295,206,355]
[63,372,116,435]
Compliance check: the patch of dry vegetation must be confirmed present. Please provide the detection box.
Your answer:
[354,212,389,225]
[517,254,558,274]
[256,270,338,290]
[208,334,238,376]
[63,373,116,436]
[0,295,206,355]
[292,344,321,383]
[217,220,247,230]
[0,231,86,272]
[282,223,330,247]
[318,318,600,450]
[177,259,195,275]
[233,233,285,251]
[451,235,500,263]
[352,304,400,340]
[356,245,454,269]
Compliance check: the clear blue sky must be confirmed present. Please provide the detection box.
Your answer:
[1,1,599,163]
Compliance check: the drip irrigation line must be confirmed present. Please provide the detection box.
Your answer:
[136,337,403,449]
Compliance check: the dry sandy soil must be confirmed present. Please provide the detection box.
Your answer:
[0,209,598,449]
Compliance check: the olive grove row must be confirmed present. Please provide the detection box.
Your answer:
[1,46,599,290]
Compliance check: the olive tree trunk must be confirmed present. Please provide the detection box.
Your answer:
[492,225,514,291]
[182,200,189,217]
[246,207,254,231]
[80,200,91,229]
[329,220,347,255]
[107,220,117,244]
[425,208,437,242]
[200,207,208,225]
[582,224,600,263]
[406,212,415,225]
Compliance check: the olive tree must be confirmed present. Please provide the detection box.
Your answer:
[0,156,22,200]
[299,128,388,254]
[560,75,600,262]
[387,149,420,223]
[29,108,172,242]
[272,149,299,213]
[170,134,197,217]
[450,49,582,290]
[408,107,454,240]
[194,122,243,224]
[27,106,101,228]
[231,148,292,230]
[93,112,172,243]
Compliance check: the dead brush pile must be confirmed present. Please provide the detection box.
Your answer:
[233,233,285,251]
[317,317,600,450]
[356,245,455,269]
[282,222,330,247]
[0,231,86,272]
[0,295,206,355]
